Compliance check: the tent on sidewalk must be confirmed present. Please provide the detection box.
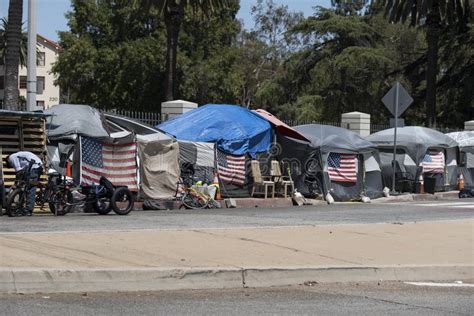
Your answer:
[44,104,179,198]
[157,104,273,197]
[157,104,272,157]
[367,127,459,192]
[446,131,474,188]
[276,124,384,201]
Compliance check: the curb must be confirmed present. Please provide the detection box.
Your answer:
[373,191,460,203]
[1,265,472,294]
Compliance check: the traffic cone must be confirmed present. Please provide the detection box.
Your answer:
[65,160,72,177]
[418,174,425,194]
[458,173,465,190]
[213,172,221,200]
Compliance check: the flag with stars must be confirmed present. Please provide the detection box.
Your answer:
[327,153,358,183]
[422,150,445,174]
[80,136,138,191]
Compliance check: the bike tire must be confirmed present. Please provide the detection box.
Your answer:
[111,187,134,215]
[181,192,208,209]
[6,188,27,217]
[93,198,112,215]
[48,190,72,216]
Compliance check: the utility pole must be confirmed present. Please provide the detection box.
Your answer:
[26,0,37,111]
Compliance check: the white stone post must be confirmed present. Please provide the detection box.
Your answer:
[161,100,198,121]
[465,120,474,131]
[341,112,371,137]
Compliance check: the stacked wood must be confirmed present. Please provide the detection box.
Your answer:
[1,115,48,212]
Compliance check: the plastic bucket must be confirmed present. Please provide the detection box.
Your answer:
[424,176,437,194]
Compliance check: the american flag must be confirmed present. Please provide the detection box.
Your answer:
[80,136,138,191]
[216,150,246,186]
[327,153,358,183]
[422,150,445,174]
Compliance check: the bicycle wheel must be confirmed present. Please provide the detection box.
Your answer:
[35,187,47,207]
[182,192,208,209]
[6,188,27,217]
[48,190,72,216]
[93,197,112,215]
[111,187,134,215]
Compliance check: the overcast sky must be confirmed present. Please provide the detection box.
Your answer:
[0,0,331,42]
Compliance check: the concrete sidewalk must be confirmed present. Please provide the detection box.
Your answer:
[0,220,473,293]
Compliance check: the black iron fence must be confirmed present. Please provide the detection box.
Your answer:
[105,109,163,126]
[104,109,465,134]
[281,120,341,127]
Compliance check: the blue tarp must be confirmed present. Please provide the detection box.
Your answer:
[157,104,272,156]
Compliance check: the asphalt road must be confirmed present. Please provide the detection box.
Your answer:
[0,200,472,233]
[1,282,473,316]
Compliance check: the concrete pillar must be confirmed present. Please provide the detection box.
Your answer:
[341,112,371,137]
[161,100,198,121]
[465,120,474,131]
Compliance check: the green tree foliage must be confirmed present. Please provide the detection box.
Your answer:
[143,0,231,101]
[52,0,471,128]
[232,0,304,108]
[53,0,239,111]
[0,18,28,67]
[380,0,471,127]
[256,7,405,122]
[177,0,241,104]
[53,0,166,111]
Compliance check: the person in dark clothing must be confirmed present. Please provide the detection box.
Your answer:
[6,152,43,216]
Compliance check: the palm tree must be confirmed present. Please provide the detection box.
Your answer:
[381,0,470,127]
[3,0,23,111]
[0,18,28,67]
[145,0,230,101]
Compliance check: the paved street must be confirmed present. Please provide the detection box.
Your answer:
[1,282,473,316]
[0,200,472,295]
[0,200,472,233]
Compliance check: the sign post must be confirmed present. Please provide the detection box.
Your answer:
[382,82,413,193]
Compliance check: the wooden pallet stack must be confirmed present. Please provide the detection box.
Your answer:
[1,113,48,212]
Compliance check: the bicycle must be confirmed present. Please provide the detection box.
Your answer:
[35,170,74,216]
[5,160,71,217]
[175,178,219,209]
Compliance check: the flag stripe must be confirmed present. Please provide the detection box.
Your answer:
[217,150,246,186]
[327,153,358,183]
[81,136,138,191]
[422,150,444,174]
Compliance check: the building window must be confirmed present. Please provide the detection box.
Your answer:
[36,100,45,109]
[19,76,45,93]
[37,52,45,66]
[37,76,45,94]
[19,76,27,89]
[0,76,4,89]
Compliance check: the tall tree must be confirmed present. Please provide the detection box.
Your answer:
[145,0,230,101]
[0,18,28,67]
[3,0,23,110]
[381,0,470,127]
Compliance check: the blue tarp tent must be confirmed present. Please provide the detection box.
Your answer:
[157,104,272,157]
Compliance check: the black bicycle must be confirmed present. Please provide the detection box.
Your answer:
[5,160,70,217]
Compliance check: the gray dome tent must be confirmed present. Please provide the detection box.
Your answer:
[446,131,474,189]
[367,127,459,192]
[277,124,384,201]
[44,104,180,199]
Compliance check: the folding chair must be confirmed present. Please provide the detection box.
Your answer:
[270,160,294,198]
[250,160,275,199]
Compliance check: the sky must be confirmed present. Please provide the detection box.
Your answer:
[0,0,331,42]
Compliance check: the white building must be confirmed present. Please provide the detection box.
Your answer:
[0,34,61,109]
